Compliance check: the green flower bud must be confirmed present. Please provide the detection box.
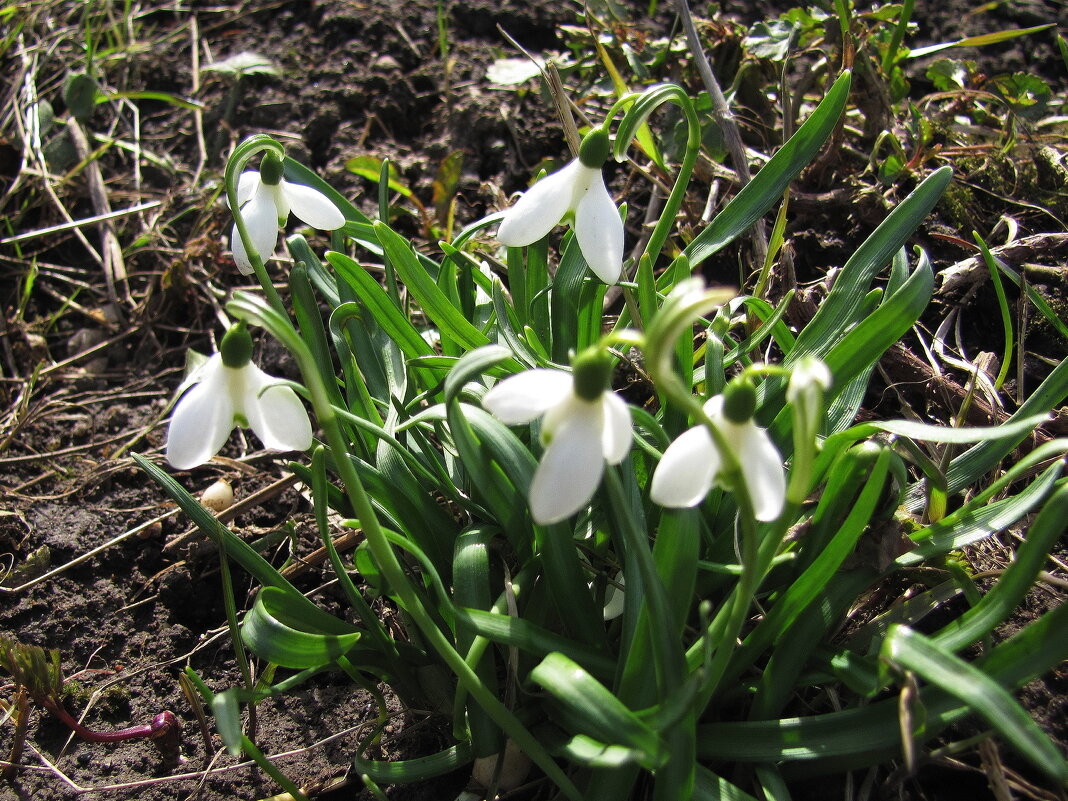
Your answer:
[220,323,253,368]
[722,377,756,423]
[572,348,613,401]
[578,129,611,169]
[259,152,284,186]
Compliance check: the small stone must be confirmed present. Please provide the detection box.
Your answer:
[472,738,531,791]
[372,54,401,72]
[199,478,233,513]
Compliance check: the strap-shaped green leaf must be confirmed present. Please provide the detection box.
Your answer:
[243,590,362,669]
[695,765,760,801]
[326,251,435,361]
[443,344,512,406]
[257,585,359,636]
[550,231,590,362]
[558,734,649,769]
[683,71,851,269]
[354,742,473,784]
[454,608,615,679]
[727,447,891,681]
[373,220,489,351]
[942,355,1068,495]
[530,652,667,770]
[490,279,545,368]
[696,600,1068,767]
[453,528,501,757]
[822,249,932,388]
[212,689,244,755]
[898,460,1063,565]
[789,167,950,360]
[883,624,1068,784]
[930,484,1068,653]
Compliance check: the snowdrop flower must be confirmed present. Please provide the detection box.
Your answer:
[785,356,832,504]
[787,356,832,409]
[166,324,313,470]
[482,350,632,525]
[651,380,785,521]
[496,128,624,285]
[230,152,345,275]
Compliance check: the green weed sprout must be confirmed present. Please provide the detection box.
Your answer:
[135,61,1068,801]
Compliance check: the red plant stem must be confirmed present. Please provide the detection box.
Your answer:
[45,700,178,744]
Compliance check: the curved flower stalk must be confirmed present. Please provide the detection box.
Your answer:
[496,128,624,285]
[166,324,313,470]
[650,381,785,522]
[230,152,345,275]
[482,350,632,525]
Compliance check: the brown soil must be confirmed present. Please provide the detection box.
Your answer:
[1,1,1065,800]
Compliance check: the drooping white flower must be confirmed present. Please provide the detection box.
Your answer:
[786,356,832,407]
[230,153,345,275]
[482,355,632,525]
[650,395,785,521]
[496,129,624,285]
[785,356,832,504]
[166,326,313,470]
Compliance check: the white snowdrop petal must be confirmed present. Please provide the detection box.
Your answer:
[496,161,583,247]
[738,423,786,522]
[282,180,346,230]
[703,395,725,417]
[241,365,314,453]
[230,224,256,275]
[482,370,573,425]
[787,356,833,404]
[232,187,280,273]
[602,573,625,621]
[600,391,633,465]
[529,408,605,525]
[650,424,719,508]
[574,171,624,284]
[235,171,260,207]
[166,357,235,470]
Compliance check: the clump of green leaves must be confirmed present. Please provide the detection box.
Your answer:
[137,39,1068,799]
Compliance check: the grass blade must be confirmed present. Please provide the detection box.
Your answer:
[883,624,1068,784]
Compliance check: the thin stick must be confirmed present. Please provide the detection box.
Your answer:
[0,201,162,245]
[14,43,104,270]
[163,473,300,553]
[65,117,131,306]
[190,14,208,185]
[675,0,768,265]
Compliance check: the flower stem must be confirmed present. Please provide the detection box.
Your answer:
[227,292,583,801]
[218,539,257,741]
[224,135,289,318]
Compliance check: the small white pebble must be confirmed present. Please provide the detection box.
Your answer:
[472,738,531,791]
[200,478,234,513]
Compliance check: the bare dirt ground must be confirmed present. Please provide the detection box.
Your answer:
[1,1,1066,799]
